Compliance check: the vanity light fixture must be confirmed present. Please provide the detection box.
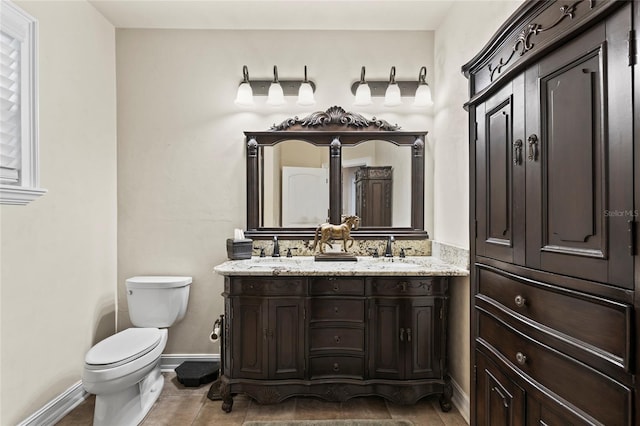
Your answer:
[353,66,373,106]
[383,66,402,107]
[234,65,317,107]
[412,66,433,107]
[350,65,433,108]
[296,66,316,106]
[266,66,285,106]
[234,65,254,106]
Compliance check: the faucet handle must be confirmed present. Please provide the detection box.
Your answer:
[399,247,412,258]
[368,248,379,258]
[286,247,297,258]
[258,248,266,257]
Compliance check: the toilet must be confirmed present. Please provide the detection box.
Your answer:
[83,276,192,426]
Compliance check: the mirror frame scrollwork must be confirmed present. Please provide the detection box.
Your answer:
[245,106,428,240]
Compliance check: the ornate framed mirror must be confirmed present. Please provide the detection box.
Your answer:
[244,106,428,240]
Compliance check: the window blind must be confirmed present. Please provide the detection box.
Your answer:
[0,30,21,184]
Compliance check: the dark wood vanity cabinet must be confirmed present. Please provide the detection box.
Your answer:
[219,275,452,412]
[465,1,638,425]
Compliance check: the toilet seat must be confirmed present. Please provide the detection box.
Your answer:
[85,328,162,370]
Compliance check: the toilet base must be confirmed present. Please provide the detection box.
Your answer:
[93,360,163,426]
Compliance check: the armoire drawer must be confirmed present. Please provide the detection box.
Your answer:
[476,265,631,370]
[478,310,631,426]
[370,277,447,296]
[310,277,365,296]
[309,327,364,352]
[309,355,364,379]
[309,299,364,323]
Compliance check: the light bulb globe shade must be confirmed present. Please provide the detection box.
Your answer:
[267,82,285,106]
[413,84,433,107]
[234,82,254,106]
[384,83,402,107]
[353,83,372,106]
[296,82,315,106]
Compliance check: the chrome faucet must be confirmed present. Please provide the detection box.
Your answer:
[384,235,395,257]
[272,236,280,257]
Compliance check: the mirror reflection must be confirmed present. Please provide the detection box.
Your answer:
[261,140,328,228]
[342,141,411,227]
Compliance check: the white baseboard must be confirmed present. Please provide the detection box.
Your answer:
[451,377,470,424]
[17,381,89,426]
[160,353,221,371]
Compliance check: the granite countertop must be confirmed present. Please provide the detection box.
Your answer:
[213,256,469,277]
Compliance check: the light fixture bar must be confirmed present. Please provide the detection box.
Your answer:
[350,80,420,97]
[248,80,317,96]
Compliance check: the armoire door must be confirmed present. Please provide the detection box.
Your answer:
[524,7,634,288]
[475,74,526,265]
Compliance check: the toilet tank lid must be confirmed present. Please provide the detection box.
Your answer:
[85,328,162,366]
[126,276,192,289]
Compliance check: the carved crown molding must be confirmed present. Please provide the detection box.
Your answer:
[270,106,401,131]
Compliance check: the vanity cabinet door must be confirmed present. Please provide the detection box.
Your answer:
[405,297,441,379]
[268,298,305,379]
[231,297,269,379]
[369,298,404,379]
[369,297,444,380]
[230,296,305,380]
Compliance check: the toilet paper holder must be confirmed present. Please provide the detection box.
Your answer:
[210,315,223,342]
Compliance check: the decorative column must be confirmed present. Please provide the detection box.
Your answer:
[330,137,342,224]
[412,136,425,232]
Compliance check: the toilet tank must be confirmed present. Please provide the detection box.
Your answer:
[125,276,192,328]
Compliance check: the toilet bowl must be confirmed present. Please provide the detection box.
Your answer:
[83,276,191,426]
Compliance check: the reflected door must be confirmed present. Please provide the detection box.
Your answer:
[282,166,329,227]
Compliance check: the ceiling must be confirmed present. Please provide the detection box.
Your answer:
[88,0,461,31]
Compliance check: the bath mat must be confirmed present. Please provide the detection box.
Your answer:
[243,420,414,426]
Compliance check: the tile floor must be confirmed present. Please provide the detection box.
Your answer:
[58,373,468,426]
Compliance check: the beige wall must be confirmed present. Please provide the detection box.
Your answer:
[116,29,434,354]
[0,1,117,424]
[433,0,523,400]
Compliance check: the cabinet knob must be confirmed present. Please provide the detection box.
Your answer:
[515,352,527,365]
[334,306,339,314]
[514,295,526,308]
[333,363,340,372]
[406,328,412,342]
[333,284,340,292]
[334,335,341,344]
[399,328,405,342]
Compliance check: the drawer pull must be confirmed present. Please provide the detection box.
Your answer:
[515,352,527,365]
[334,335,341,344]
[514,295,526,308]
[333,363,340,372]
[400,328,405,342]
[334,306,339,314]
[333,284,339,292]
[407,328,412,342]
[397,281,408,292]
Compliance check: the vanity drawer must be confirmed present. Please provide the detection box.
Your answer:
[370,277,447,296]
[309,355,364,379]
[309,299,364,323]
[229,277,306,296]
[476,266,631,370]
[309,327,364,352]
[478,310,631,426]
[310,277,365,296]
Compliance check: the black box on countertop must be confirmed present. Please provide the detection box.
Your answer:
[226,238,253,260]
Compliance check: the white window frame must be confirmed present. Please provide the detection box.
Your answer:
[0,0,45,205]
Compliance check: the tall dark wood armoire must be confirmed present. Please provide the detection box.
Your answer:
[355,166,392,227]
[463,1,639,424]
